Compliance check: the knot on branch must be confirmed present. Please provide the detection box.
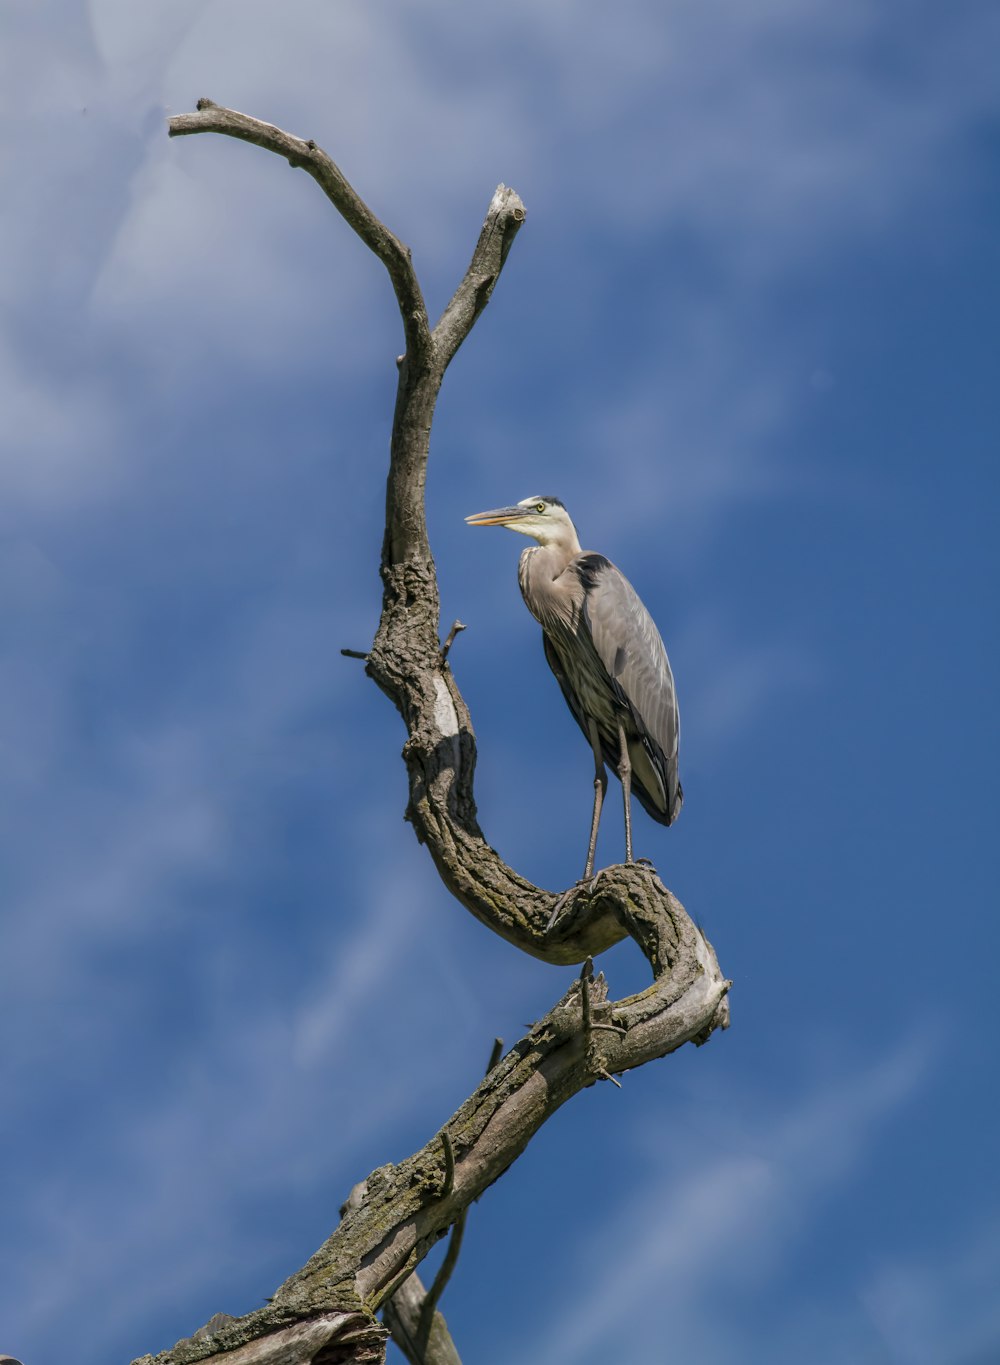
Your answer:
[375,562,439,650]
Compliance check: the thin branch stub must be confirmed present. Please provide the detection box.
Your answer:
[440,620,466,662]
[439,1129,455,1199]
[485,1037,503,1074]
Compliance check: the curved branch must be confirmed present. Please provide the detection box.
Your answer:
[168,100,431,367]
[433,184,525,367]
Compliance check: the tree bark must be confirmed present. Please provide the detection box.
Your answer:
[132,101,730,1365]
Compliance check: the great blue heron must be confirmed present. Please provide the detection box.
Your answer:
[466,495,682,880]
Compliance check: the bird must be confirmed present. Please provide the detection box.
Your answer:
[466,495,682,882]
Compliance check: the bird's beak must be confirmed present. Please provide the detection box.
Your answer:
[465,505,526,527]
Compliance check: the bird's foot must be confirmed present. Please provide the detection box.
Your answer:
[546,870,606,933]
[587,867,608,894]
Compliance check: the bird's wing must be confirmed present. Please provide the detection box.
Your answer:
[576,554,682,822]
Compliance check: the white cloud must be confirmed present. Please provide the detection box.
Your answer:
[4,0,996,527]
[89,139,387,382]
[291,867,421,1069]
[15,0,995,355]
[87,0,203,69]
[0,334,122,510]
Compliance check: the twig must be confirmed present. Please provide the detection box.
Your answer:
[416,1214,466,1352]
[580,956,594,1034]
[340,648,369,661]
[389,1029,505,1364]
[439,1130,455,1200]
[440,620,466,662]
[485,1037,504,1074]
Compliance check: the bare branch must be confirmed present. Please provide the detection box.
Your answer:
[168,101,431,366]
[415,1214,465,1355]
[377,184,525,568]
[439,620,466,662]
[432,184,525,370]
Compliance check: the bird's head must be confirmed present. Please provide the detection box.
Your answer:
[465,495,581,552]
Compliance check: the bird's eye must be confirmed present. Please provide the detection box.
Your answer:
[535,502,545,513]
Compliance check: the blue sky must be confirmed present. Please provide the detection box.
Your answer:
[2,3,998,1363]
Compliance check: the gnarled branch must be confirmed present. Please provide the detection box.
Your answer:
[138,101,731,1365]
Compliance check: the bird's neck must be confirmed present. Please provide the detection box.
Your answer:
[524,540,577,578]
[518,541,580,628]
[535,522,581,558]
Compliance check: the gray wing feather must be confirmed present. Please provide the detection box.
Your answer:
[580,561,682,823]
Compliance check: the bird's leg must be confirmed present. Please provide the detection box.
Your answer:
[617,717,633,864]
[584,718,608,880]
[546,723,608,934]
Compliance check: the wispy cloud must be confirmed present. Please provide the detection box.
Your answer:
[291,867,422,1069]
[0,840,487,1361]
[5,0,996,534]
[0,335,122,512]
[1,6,997,1365]
[862,1218,1000,1365]
[680,622,820,766]
[530,1034,932,1365]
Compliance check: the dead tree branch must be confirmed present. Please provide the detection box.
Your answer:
[133,101,731,1365]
